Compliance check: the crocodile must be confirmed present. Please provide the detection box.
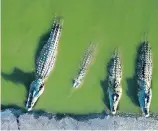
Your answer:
[73,43,96,88]
[107,49,122,114]
[26,18,63,111]
[136,41,152,117]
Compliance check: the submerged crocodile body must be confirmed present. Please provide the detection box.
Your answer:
[108,50,122,114]
[73,44,96,88]
[136,41,152,117]
[26,18,62,111]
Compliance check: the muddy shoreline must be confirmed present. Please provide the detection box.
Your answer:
[1,108,158,130]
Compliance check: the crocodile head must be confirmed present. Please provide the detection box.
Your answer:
[108,86,122,115]
[137,80,152,117]
[73,77,81,88]
[111,93,120,114]
[25,79,45,111]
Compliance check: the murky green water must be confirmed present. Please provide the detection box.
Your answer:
[2,0,158,114]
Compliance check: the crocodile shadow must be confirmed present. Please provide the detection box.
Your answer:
[100,79,110,111]
[1,68,34,94]
[126,77,139,106]
[35,29,51,61]
[1,27,52,107]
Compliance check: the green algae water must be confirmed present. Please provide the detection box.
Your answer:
[2,0,158,114]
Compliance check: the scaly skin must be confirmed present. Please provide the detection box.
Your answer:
[26,18,62,111]
[136,41,152,117]
[108,50,122,115]
[73,44,95,88]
